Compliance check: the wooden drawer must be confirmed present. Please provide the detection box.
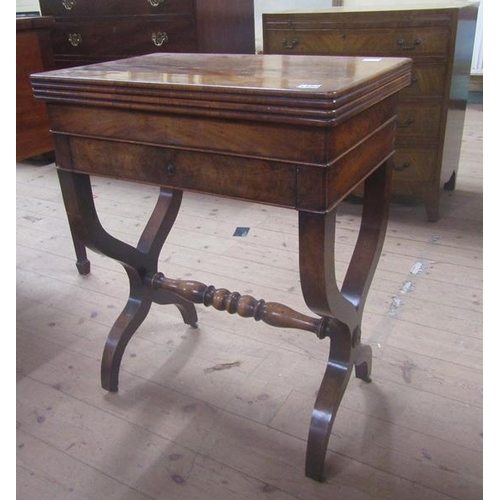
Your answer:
[393,148,437,183]
[265,29,344,55]
[342,28,449,56]
[401,63,446,98]
[39,0,194,17]
[51,18,196,58]
[67,137,297,207]
[395,103,442,142]
[266,27,449,57]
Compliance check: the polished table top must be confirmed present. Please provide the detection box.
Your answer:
[32,53,411,125]
[32,53,409,92]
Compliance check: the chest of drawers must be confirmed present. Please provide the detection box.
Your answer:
[39,0,255,68]
[263,1,478,221]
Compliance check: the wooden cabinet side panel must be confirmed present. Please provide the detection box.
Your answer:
[16,29,54,160]
[195,0,255,54]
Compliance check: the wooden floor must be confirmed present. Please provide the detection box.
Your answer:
[16,103,483,500]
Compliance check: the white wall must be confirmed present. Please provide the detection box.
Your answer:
[471,0,483,74]
[16,0,41,13]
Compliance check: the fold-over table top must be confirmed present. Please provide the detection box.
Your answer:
[31,53,411,126]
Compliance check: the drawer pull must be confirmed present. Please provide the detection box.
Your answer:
[410,76,419,86]
[62,0,77,10]
[165,162,176,176]
[68,33,82,47]
[397,38,422,50]
[148,0,165,6]
[394,162,412,172]
[152,31,169,47]
[396,118,415,128]
[281,38,300,50]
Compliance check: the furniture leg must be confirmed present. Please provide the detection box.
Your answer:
[68,225,90,275]
[354,342,373,383]
[57,170,198,391]
[299,161,392,481]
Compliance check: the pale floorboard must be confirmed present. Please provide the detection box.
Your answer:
[16,103,483,499]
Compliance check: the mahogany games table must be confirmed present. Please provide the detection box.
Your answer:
[32,53,411,481]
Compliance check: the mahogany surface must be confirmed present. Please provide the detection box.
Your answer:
[16,16,55,161]
[39,0,255,69]
[32,53,411,482]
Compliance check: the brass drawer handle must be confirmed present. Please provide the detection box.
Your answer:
[394,161,412,172]
[281,38,299,50]
[62,0,77,10]
[396,118,415,128]
[68,33,82,47]
[148,0,165,6]
[397,38,422,50]
[152,31,169,47]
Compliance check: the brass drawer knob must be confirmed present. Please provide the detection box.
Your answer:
[397,38,422,50]
[165,162,176,176]
[62,0,77,10]
[68,33,82,47]
[152,31,169,47]
[148,0,165,6]
[281,38,300,50]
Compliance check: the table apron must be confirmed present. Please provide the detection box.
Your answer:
[53,112,396,213]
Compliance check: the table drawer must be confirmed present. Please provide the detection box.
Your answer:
[67,137,298,208]
[393,148,437,182]
[51,18,196,57]
[266,27,449,57]
[40,0,194,17]
[395,103,442,141]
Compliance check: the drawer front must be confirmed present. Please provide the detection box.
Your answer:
[52,18,196,57]
[40,0,194,17]
[342,28,449,56]
[392,148,438,183]
[265,27,449,57]
[67,137,298,208]
[395,103,442,142]
[401,63,446,98]
[264,29,344,55]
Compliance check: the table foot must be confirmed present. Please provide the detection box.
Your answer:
[354,342,373,383]
[75,256,91,276]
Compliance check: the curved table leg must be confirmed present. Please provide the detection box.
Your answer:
[57,170,197,391]
[299,161,392,481]
[101,268,154,392]
[305,322,353,481]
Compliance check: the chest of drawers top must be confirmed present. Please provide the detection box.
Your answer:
[263,1,477,59]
